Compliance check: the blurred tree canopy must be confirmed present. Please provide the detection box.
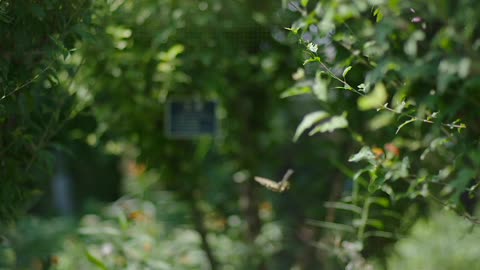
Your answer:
[72,0,334,268]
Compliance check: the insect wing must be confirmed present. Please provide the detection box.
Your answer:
[254,176,281,192]
[278,180,290,192]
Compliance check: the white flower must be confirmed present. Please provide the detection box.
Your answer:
[101,243,114,256]
[307,42,318,53]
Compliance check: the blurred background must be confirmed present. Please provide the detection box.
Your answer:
[1,0,480,269]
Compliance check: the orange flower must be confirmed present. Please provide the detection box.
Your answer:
[128,211,147,222]
[372,147,384,158]
[143,243,152,252]
[385,143,400,156]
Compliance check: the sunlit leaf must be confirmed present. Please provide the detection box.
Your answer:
[308,112,348,135]
[312,72,328,101]
[349,147,376,163]
[458,58,471,78]
[404,30,425,57]
[293,111,329,142]
[373,8,383,22]
[358,83,388,110]
[85,249,108,270]
[280,86,311,98]
[324,201,362,214]
[306,219,355,232]
[366,219,384,229]
[342,66,352,77]
[284,27,300,34]
[368,112,394,130]
[303,56,321,65]
[371,197,390,207]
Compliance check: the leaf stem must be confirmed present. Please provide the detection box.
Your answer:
[1,64,53,101]
[308,56,466,131]
[380,105,466,130]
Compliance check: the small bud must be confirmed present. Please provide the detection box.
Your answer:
[411,17,422,23]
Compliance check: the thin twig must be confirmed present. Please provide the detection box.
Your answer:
[26,58,85,172]
[380,105,466,130]
[317,60,365,96]
[1,64,53,101]
[307,53,466,131]
[428,194,480,225]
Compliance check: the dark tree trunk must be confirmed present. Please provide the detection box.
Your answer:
[188,192,218,270]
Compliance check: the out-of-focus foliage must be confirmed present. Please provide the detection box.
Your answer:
[1,168,284,270]
[72,0,333,268]
[2,0,338,268]
[287,0,480,266]
[0,217,74,269]
[4,0,480,269]
[386,211,480,270]
[0,0,93,219]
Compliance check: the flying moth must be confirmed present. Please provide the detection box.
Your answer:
[254,169,294,193]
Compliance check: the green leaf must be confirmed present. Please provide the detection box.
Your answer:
[301,0,309,7]
[366,219,384,229]
[353,169,370,187]
[312,72,328,101]
[280,86,311,98]
[371,197,390,207]
[358,83,388,110]
[458,58,471,78]
[404,31,425,57]
[364,231,395,239]
[117,212,129,231]
[308,112,348,135]
[396,118,416,134]
[373,8,383,23]
[342,66,352,77]
[324,201,362,214]
[193,137,213,163]
[85,249,108,270]
[157,44,185,61]
[368,171,384,193]
[306,220,355,232]
[368,112,394,130]
[303,57,321,65]
[284,27,300,34]
[293,111,329,142]
[349,147,376,163]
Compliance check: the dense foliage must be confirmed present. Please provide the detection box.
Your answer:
[2,0,480,269]
[72,0,332,268]
[286,0,480,266]
[0,0,93,219]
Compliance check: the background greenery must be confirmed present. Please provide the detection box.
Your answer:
[1,0,480,269]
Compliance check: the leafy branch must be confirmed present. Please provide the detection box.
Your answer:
[379,105,466,131]
[1,64,53,101]
[303,53,467,132]
[25,58,85,172]
[428,194,480,225]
